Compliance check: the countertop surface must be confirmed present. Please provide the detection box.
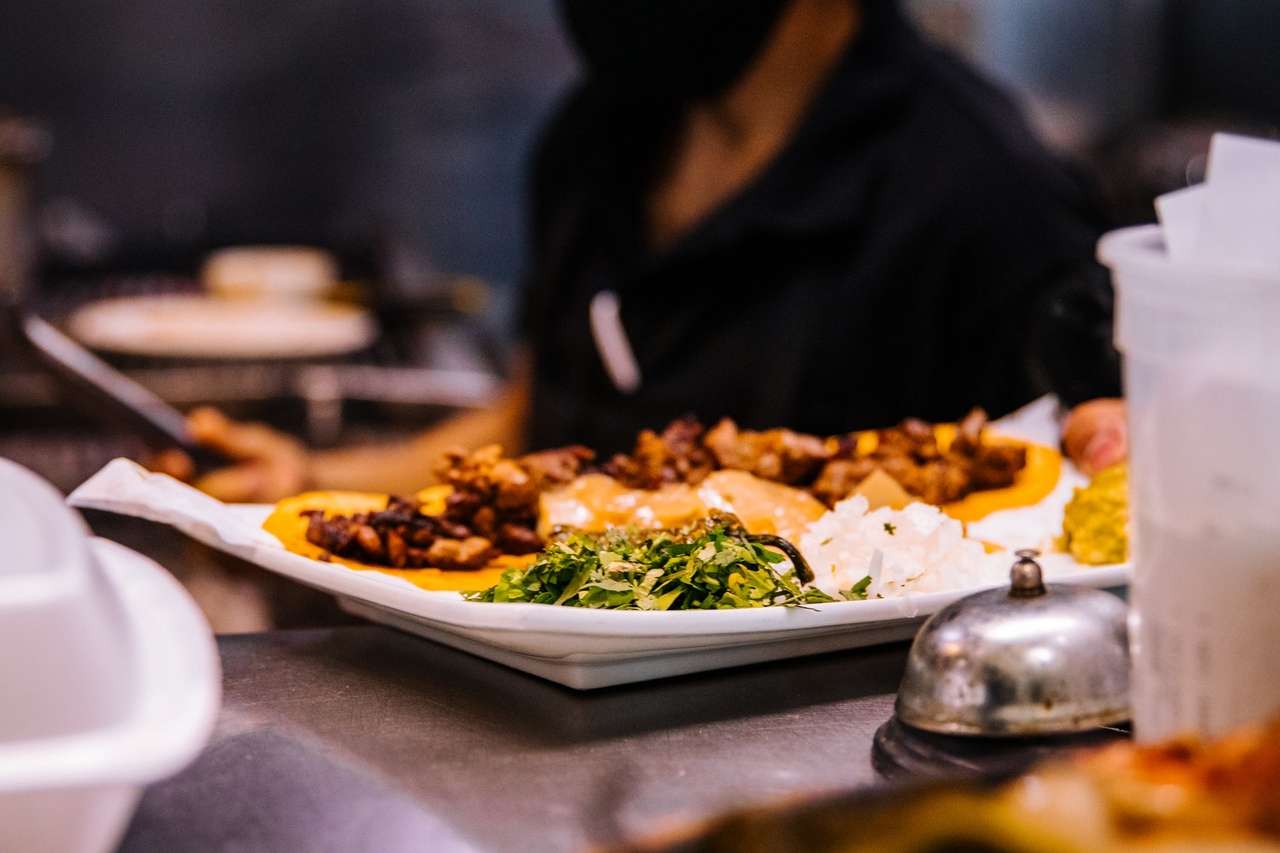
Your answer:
[104,517,906,853]
[119,627,906,853]
[115,625,906,850]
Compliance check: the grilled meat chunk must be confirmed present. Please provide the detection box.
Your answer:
[810,457,879,507]
[496,522,544,555]
[300,410,1029,568]
[520,446,596,490]
[812,408,1028,506]
[439,444,594,515]
[603,417,716,489]
[969,443,1027,490]
[302,499,499,570]
[421,442,595,562]
[298,439,592,570]
[702,418,830,485]
[424,536,498,572]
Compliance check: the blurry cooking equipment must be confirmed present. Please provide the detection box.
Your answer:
[1,269,502,489]
[1,270,501,435]
[0,119,501,490]
[69,240,373,361]
[0,115,229,469]
[5,308,228,463]
[66,293,377,360]
[0,459,218,853]
[895,550,1130,737]
[0,114,49,302]
[201,245,338,301]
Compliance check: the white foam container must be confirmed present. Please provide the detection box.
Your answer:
[0,459,220,853]
[1099,225,1280,740]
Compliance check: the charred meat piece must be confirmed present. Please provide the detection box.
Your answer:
[877,417,941,462]
[490,446,595,513]
[876,454,925,497]
[427,442,593,560]
[470,505,498,538]
[812,408,1028,506]
[603,417,716,489]
[425,536,499,572]
[439,443,594,515]
[353,524,385,559]
[914,460,972,505]
[384,529,408,567]
[810,457,879,507]
[442,488,484,522]
[490,458,537,511]
[968,443,1027,490]
[303,509,355,552]
[701,419,751,470]
[496,522,544,555]
[301,494,518,571]
[438,444,505,498]
[900,416,938,446]
[702,418,830,485]
[951,407,988,455]
[828,432,861,461]
[520,445,595,490]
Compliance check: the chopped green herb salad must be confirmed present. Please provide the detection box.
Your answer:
[466,516,866,610]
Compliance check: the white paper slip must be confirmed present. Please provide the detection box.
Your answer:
[1155,184,1206,263]
[1197,132,1280,268]
[69,458,278,550]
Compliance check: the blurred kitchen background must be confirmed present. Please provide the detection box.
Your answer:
[1,0,1278,493]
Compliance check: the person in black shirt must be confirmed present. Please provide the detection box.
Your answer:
[182,0,1126,500]
[526,0,1122,449]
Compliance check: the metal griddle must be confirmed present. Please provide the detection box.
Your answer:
[0,115,226,468]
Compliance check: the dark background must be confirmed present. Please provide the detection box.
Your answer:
[0,0,575,293]
[1,0,1277,295]
[1,0,1278,493]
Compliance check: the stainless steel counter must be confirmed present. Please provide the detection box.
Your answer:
[113,603,906,852]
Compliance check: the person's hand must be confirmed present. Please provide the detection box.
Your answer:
[1062,398,1127,477]
[172,407,311,503]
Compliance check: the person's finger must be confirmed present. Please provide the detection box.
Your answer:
[188,406,303,462]
[1062,399,1118,456]
[1062,398,1127,475]
[194,462,269,503]
[186,406,234,448]
[194,458,308,503]
[1081,427,1128,477]
[145,447,196,481]
[256,457,310,502]
[1061,406,1092,461]
[185,407,310,501]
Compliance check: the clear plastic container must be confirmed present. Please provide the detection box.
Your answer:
[1099,225,1280,741]
[0,459,219,853]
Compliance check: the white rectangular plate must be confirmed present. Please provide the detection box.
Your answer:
[69,458,1129,689]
